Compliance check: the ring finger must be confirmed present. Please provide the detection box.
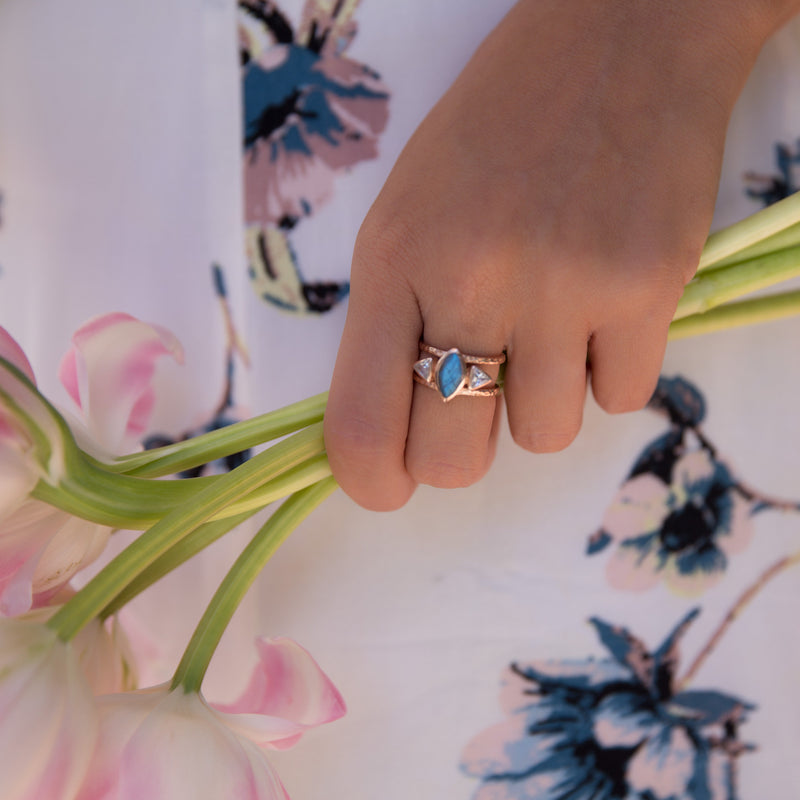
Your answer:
[405,321,507,489]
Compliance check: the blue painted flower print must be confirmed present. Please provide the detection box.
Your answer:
[744,139,800,206]
[461,610,753,800]
[588,376,800,595]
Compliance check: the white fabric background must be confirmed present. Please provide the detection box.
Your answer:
[1,2,799,798]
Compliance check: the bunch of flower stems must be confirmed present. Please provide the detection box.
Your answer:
[8,191,800,691]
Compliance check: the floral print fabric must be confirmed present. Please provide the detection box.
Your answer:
[0,2,799,798]
[240,0,389,313]
[461,611,751,800]
[461,374,800,798]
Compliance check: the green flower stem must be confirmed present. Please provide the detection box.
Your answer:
[699,221,800,272]
[32,466,213,529]
[30,419,326,529]
[171,477,338,694]
[674,245,800,319]
[668,288,800,340]
[109,392,328,478]
[697,191,800,272]
[46,423,326,643]
[209,452,331,520]
[0,360,64,476]
[100,511,257,620]
[100,453,333,618]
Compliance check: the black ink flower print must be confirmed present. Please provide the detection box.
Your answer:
[588,376,800,596]
[240,0,390,314]
[744,139,800,207]
[461,610,752,800]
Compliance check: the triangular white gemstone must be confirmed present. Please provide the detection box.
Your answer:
[469,365,492,390]
[413,357,433,383]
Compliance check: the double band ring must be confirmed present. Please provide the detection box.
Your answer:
[413,342,505,402]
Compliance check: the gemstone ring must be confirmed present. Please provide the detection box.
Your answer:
[413,342,505,402]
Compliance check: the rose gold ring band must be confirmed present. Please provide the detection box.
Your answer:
[413,341,505,402]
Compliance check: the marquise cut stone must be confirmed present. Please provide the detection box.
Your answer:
[436,351,465,399]
[469,365,493,390]
[413,357,433,383]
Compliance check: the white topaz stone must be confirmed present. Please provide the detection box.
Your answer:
[413,357,433,382]
[469,365,492,390]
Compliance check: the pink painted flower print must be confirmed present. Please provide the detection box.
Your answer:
[601,448,754,596]
[239,0,390,313]
[588,376,800,597]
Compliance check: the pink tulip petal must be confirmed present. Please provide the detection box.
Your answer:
[214,637,346,749]
[0,501,111,617]
[0,556,39,618]
[79,690,289,800]
[0,327,35,383]
[0,442,40,525]
[0,504,59,616]
[0,620,98,800]
[0,357,66,484]
[76,689,163,800]
[0,330,47,522]
[32,516,111,596]
[58,313,183,453]
[122,694,288,800]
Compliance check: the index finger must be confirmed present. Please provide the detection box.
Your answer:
[324,241,421,511]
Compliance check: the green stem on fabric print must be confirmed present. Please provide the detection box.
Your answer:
[678,549,800,690]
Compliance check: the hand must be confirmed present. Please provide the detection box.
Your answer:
[325,0,794,511]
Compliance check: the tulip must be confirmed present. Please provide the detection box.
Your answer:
[0,314,182,615]
[0,615,99,800]
[0,327,62,520]
[57,312,183,457]
[76,637,345,800]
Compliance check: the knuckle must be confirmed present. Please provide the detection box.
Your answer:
[354,209,424,283]
[406,446,488,489]
[324,417,413,511]
[325,413,396,471]
[598,246,696,311]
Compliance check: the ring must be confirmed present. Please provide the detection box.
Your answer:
[413,342,506,402]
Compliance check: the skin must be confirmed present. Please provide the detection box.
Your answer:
[324,0,800,511]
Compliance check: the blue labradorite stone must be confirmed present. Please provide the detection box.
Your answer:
[436,352,465,399]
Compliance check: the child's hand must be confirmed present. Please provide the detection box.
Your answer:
[325,0,793,511]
